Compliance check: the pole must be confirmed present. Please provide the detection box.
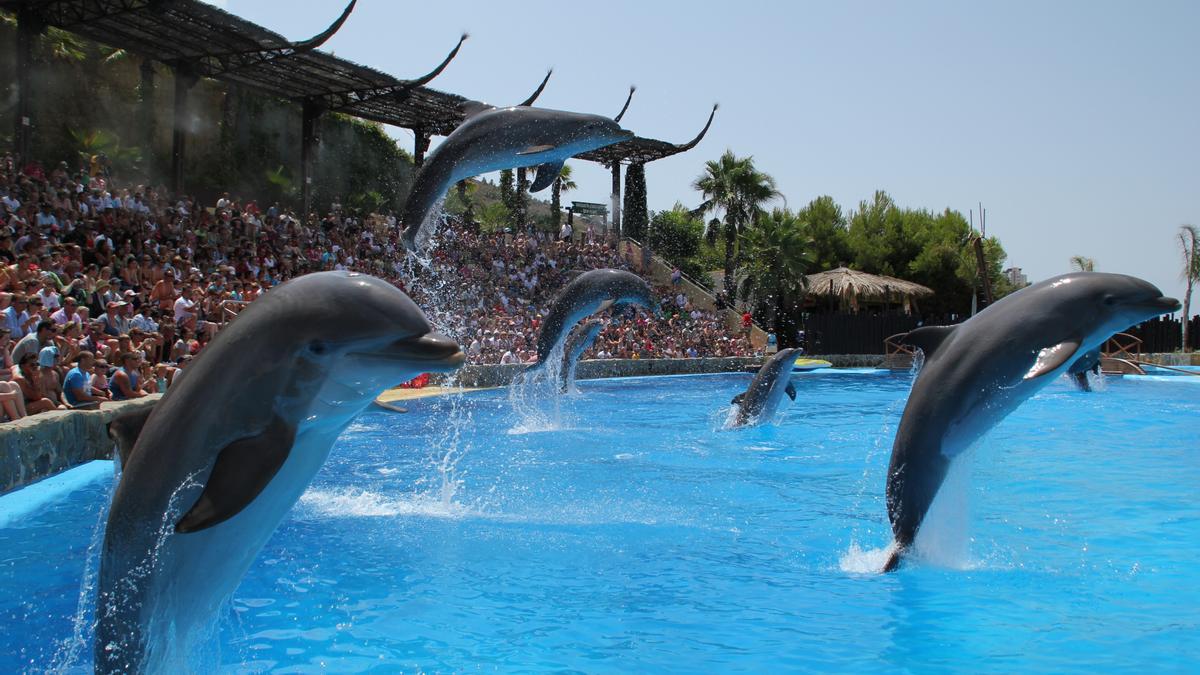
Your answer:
[412,129,430,168]
[14,8,44,163]
[170,68,197,196]
[610,163,622,238]
[301,99,322,219]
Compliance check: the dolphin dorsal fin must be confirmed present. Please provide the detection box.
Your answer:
[529,160,564,193]
[785,381,797,401]
[1024,339,1081,380]
[175,415,296,534]
[902,325,956,358]
[107,405,157,467]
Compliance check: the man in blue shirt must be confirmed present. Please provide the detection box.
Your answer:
[64,351,107,407]
[3,295,32,338]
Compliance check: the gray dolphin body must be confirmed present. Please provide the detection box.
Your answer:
[883,272,1180,572]
[558,319,604,392]
[730,348,803,427]
[400,106,632,250]
[529,269,654,371]
[95,272,464,673]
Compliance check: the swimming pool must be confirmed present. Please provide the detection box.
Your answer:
[1,371,1197,671]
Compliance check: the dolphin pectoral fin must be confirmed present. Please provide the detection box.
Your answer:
[1024,339,1081,380]
[901,325,956,358]
[175,415,296,534]
[530,160,565,192]
[731,392,746,405]
[515,144,556,156]
[107,405,157,467]
[596,299,615,313]
[785,382,797,401]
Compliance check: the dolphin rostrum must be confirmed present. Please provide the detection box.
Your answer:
[883,272,1179,572]
[559,318,604,392]
[529,269,654,372]
[95,271,464,673]
[730,348,804,427]
[400,107,633,250]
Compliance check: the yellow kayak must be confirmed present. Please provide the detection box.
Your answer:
[792,358,832,372]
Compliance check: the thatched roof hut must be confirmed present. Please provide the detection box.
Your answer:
[804,267,934,313]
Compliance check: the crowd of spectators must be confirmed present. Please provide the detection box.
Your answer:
[0,152,754,421]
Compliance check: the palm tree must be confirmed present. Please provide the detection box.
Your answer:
[1179,225,1200,351]
[1069,255,1096,272]
[738,208,813,345]
[550,164,576,226]
[692,150,780,299]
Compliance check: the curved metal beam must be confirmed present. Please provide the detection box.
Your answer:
[674,103,718,151]
[289,0,357,52]
[518,69,553,107]
[614,85,636,123]
[404,32,468,87]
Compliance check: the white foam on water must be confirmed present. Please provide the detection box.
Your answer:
[297,488,471,520]
[839,541,897,574]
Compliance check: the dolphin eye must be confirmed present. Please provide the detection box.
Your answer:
[308,340,329,355]
[1102,294,1116,306]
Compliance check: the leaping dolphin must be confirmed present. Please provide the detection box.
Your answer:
[95,272,464,673]
[528,269,654,372]
[400,106,633,250]
[883,272,1179,572]
[730,348,804,427]
[559,319,604,392]
[1067,347,1103,391]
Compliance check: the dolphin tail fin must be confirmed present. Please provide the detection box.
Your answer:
[107,405,157,468]
[881,546,904,573]
[731,392,746,406]
[901,325,956,358]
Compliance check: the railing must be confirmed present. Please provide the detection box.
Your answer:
[883,332,917,370]
[1102,332,1142,361]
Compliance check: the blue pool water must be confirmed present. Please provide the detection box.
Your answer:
[1,371,1197,671]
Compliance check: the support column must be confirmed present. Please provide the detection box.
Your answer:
[137,59,157,162]
[610,163,622,238]
[515,166,529,233]
[170,69,197,196]
[301,99,323,219]
[413,128,430,167]
[13,8,44,163]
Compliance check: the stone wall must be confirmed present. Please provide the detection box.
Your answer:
[442,354,887,388]
[0,396,159,494]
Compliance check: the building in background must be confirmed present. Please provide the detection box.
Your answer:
[1004,267,1029,288]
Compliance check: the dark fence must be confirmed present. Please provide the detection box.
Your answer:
[1125,315,1200,353]
[800,313,1199,355]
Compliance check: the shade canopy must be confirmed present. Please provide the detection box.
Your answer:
[804,267,933,312]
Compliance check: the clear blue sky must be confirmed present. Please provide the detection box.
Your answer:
[213,0,1198,305]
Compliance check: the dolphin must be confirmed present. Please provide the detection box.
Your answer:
[529,269,654,372]
[558,319,605,392]
[883,272,1179,572]
[400,106,633,250]
[1067,347,1103,391]
[730,348,804,427]
[95,271,464,673]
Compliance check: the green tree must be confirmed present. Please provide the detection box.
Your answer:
[478,201,511,233]
[795,195,850,271]
[1179,224,1200,350]
[550,164,576,226]
[692,150,780,299]
[738,208,813,345]
[1070,255,1096,272]
[649,203,704,264]
[498,168,515,211]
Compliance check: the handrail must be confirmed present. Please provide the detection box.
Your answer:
[1103,332,1142,361]
[1132,360,1200,376]
[884,332,916,356]
[618,236,716,298]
